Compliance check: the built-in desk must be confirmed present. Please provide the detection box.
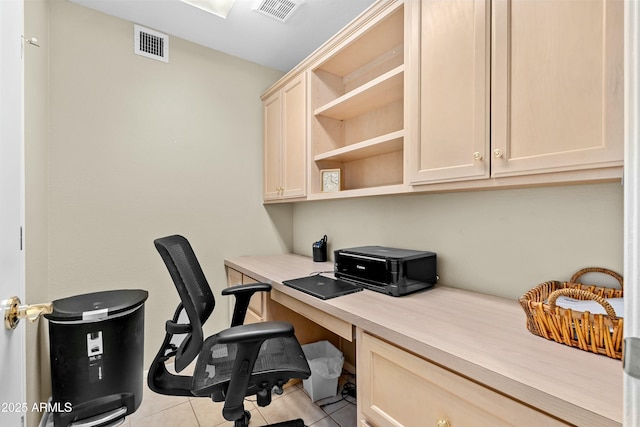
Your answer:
[224,254,622,427]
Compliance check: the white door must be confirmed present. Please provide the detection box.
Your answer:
[0,1,26,426]
[625,1,640,425]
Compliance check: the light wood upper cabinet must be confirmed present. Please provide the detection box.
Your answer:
[410,0,623,186]
[263,92,282,200]
[262,0,624,201]
[408,0,490,184]
[491,0,624,177]
[263,73,307,201]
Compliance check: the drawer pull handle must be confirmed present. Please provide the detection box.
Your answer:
[436,419,451,427]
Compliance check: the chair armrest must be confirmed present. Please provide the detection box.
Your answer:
[165,320,191,335]
[222,283,272,327]
[216,321,293,345]
[222,283,272,296]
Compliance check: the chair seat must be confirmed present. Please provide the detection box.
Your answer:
[192,334,311,398]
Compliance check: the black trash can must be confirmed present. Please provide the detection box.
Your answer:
[45,289,148,427]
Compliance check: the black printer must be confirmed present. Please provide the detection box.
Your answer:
[334,246,437,297]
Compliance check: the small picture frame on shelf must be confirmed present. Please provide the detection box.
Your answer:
[321,169,341,192]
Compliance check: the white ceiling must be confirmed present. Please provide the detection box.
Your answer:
[69,0,377,72]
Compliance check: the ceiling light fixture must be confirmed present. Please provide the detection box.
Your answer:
[179,0,237,19]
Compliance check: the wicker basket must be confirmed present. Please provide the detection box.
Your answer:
[519,267,624,359]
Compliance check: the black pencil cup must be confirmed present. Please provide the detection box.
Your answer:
[312,235,328,262]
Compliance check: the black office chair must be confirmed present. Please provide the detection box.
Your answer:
[148,235,311,427]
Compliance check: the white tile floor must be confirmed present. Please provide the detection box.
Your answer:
[121,376,356,427]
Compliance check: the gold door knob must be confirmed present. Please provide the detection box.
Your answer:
[3,296,53,330]
[473,152,483,161]
[493,148,504,158]
[436,419,451,427]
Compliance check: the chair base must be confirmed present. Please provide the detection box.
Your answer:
[233,411,304,427]
[263,419,305,427]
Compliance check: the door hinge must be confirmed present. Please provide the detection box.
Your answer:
[624,337,640,380]
[20,226,23,250]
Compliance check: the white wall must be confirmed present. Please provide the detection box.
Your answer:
[46,0,291,368]
[293,183,623,299]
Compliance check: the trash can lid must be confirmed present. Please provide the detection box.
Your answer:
[45,289,148,322]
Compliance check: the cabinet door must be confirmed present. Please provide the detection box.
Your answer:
[358,331,569,427]
[491,0,623,177]
[409,0,490,184]
[263,92,283,200]
[281,73,307,199]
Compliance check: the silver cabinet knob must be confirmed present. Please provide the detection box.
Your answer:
[493,148,504,158]
[473,152,483,161]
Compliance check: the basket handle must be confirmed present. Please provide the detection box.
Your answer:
[570,267,623,289]
[547,288,618,320]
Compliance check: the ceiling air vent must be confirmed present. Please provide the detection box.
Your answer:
[134,25,169,63]
[254,0,303,23]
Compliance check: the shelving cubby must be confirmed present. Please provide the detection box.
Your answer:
[309,3,405,198]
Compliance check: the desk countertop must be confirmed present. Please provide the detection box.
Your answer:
[224,253,622,427]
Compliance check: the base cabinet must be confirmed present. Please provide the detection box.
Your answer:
[357,330,569,427]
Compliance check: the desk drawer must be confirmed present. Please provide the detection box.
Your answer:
[358,331,569,427]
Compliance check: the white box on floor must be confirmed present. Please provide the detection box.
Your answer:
[301,340,344,402]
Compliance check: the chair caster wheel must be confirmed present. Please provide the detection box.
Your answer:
[234,410,251,427]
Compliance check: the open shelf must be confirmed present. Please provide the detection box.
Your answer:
[317,5,404,78]
[308,2,405,198]
[314,66,404,121]
[314,130,404,163]
[308,184,408,201]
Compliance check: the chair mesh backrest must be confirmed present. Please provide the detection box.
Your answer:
[154,235,215,371]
